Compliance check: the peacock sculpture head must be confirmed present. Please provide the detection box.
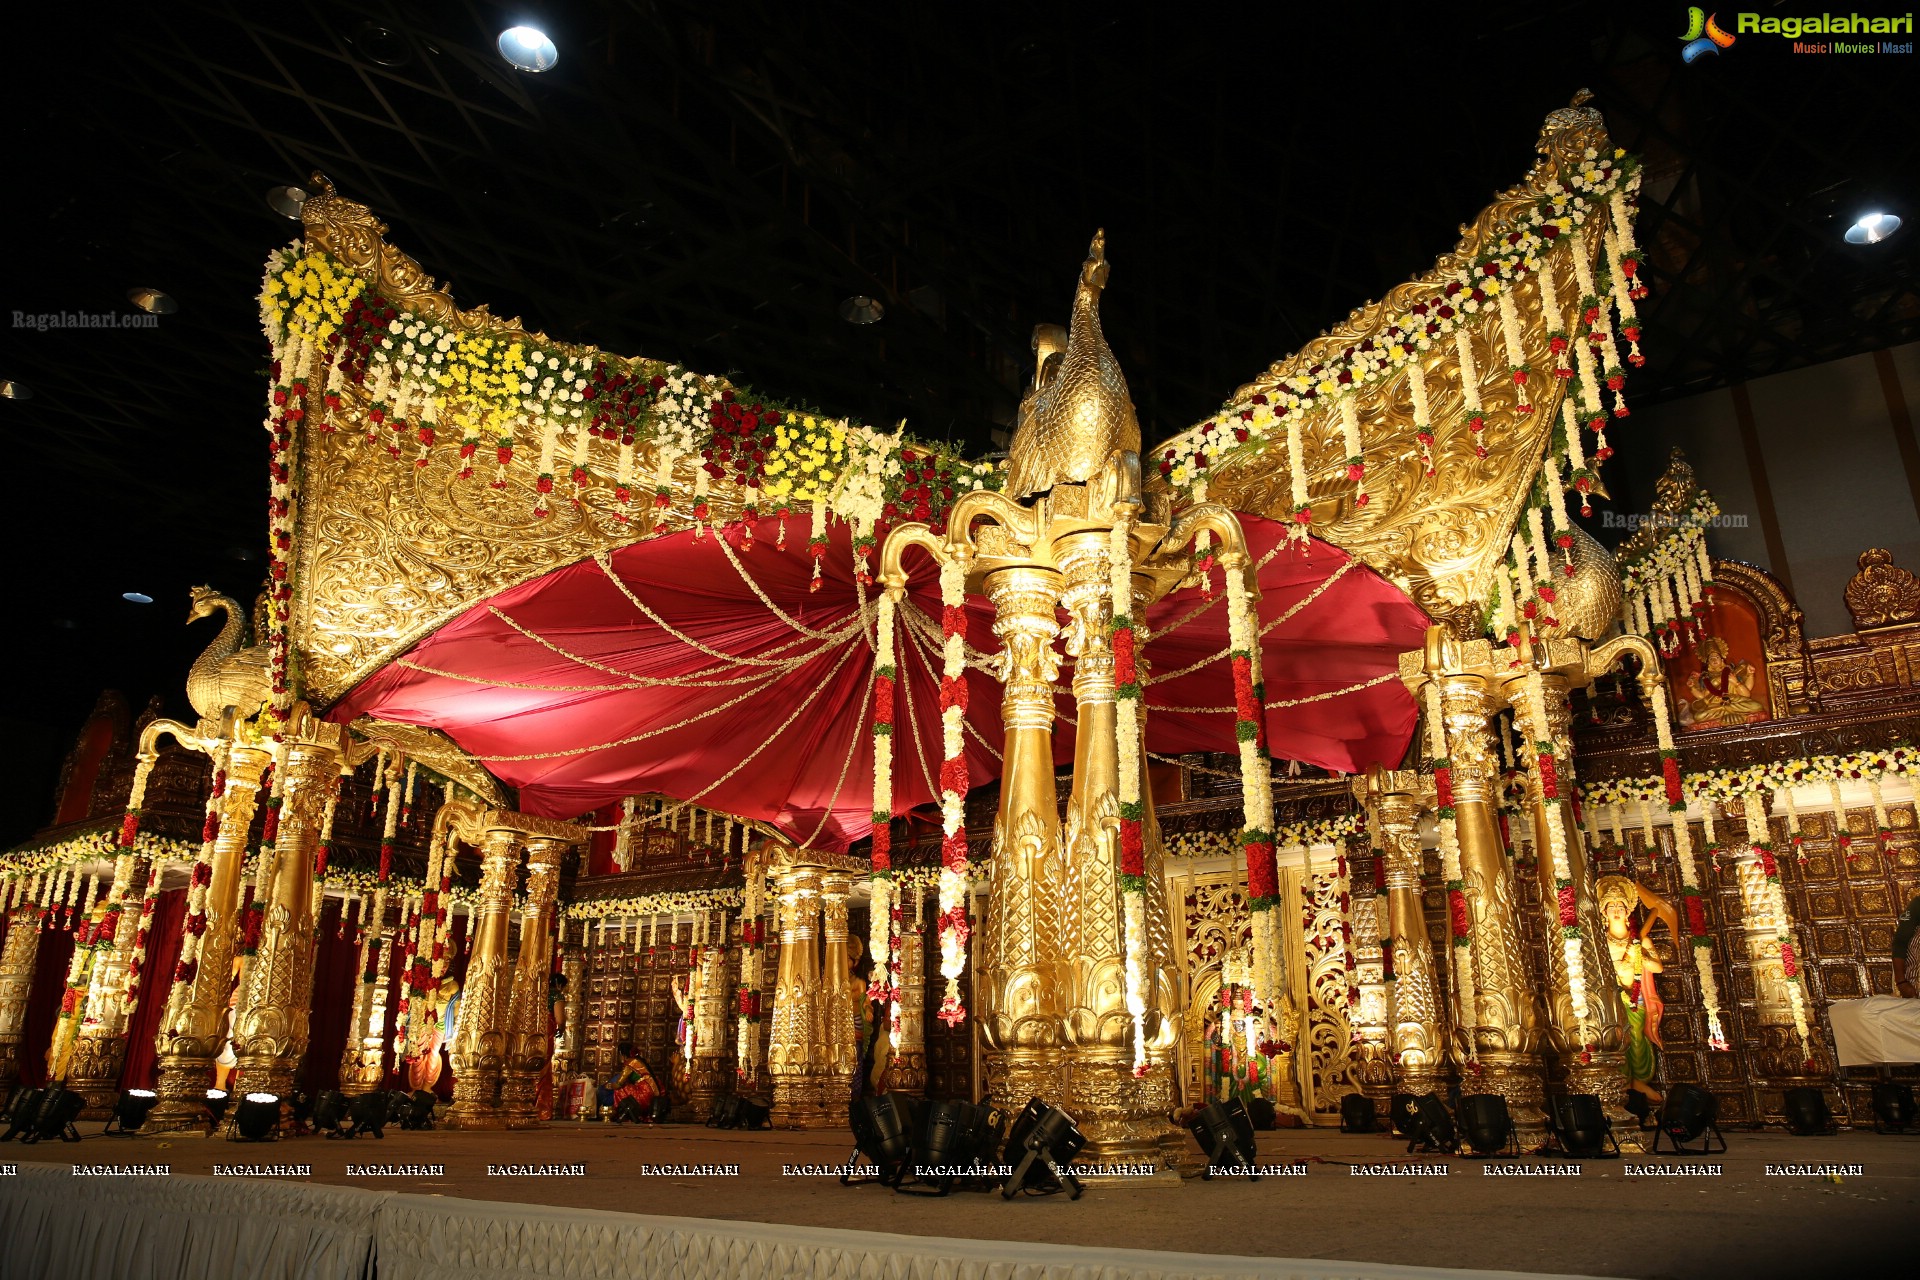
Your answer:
[186,584,227,625]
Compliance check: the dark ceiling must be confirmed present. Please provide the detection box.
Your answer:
[2,1,1916,842]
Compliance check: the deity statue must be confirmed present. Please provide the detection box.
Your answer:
[408,975,462,1091]
[1597,875,1680,1113]
[1680,636,1765,728]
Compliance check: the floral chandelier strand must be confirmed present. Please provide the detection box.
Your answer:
[1109,517,1150,1077]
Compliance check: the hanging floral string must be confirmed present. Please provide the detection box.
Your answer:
[1524,665,1592,1057]
[1641,679,1728,1048]
[737,850,767,1079]
[1224,554,1283,1053]
[1109,518,1150,1077]
[1742,791,1813,1064]
[1423,682,1477,1048]
[162,744,229,1036]
[121,856,166,1019]
[934,556,973,1025]
[868,588,899,1026]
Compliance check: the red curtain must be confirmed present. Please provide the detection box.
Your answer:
[118,887,187,1090]
[20,924,76,1087]
[298,895,361,1096]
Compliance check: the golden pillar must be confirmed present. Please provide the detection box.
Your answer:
[446,826,522,1128]
[150,741,271,1131]
[768,863,823,1127]
[231,711,346,1103]
[682,927,734,1118]
[1503,662,1628,1118]
[0,901,44,1094]
[978,564,1070,1114]
[1058,532,1176,1155]
[500,832,572,1127]
[820,872,860,1110]
[890,902,928,1097]
[1368,778,1451,1101]
[66,855,147,1115]
[337,889,392,1096]
[553,936,587,1089]
[1418,642,1548,1139]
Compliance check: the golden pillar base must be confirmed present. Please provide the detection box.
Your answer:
[1066,1057,1178,1163]
[1355,1042,1396,1118]
[982,1049,1066,1118]
[770,1072,831,1129]
[1470,1050,1548,1143]
[0,1038,20,1098]
[681,1055,731,1121]
[499,1067,546,1129]
[148,1048,218,1132]
[66,1035,132,1118]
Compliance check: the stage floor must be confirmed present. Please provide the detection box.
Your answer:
[7,1119,1912,1279]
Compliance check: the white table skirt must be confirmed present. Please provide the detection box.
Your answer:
[1828,995,1920,1066]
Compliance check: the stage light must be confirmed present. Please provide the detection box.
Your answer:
[0,1087,46,1141]
[0,380,32,400]
[1783,1086,1836,1136]
[1653,1082,1726,1155]
[1390,1092,1420,1138]
[122,592,154,604]
[232,1092,281,1141]
[1547,1093,1618,1158]
[1339,1093,1378,1134]
[903,1099,1002,1196]
[1402,1093,1458,1155]
[1188,1097,1258,1179]
[265,186,307,219]
[104,1089,159,1136]
[126,287,177,315]
[1872,1081,1915,1134]
[20,1086,85,1144]
[838,295,885,325]
[345,1090,388,1138]
[310,1090,348,1136]
[404,1090,437,1130]
[1845,212,1902,245]
[497,26,558,73]
[205,1087,230,1129]
[845,1093,915,1187]
[1458,1094,1517,1157]
[1000,1097,1086,1200]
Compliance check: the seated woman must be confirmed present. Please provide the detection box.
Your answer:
[610,1042,660,1123]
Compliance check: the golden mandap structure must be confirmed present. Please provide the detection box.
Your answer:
[5,93,1869,1160]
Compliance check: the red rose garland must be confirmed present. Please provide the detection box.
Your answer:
[935,558,972,1026]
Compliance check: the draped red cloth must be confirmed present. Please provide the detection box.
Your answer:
[334,513,1428,851]
[299,895,360,1096]
[19,925,76,1087]
[119,887,187,1090]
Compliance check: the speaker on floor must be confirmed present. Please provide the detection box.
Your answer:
[1871,1081,1915,1134]
[1339,1093,1378,1134]
[1783,1086,1837,1136]
[1390,1092,1420,1138]
[1652,1082,1726,1155]
[1546,1093,1619,1158]
[1403,1093,1458,1155]
[1458,1093,1517,1158]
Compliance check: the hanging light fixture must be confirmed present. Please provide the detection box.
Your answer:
[127,287,178,315]
[838,295,885,324]
[1845,212,1903,245]
[498,25,559,73]
[265,186,308,219]
[0,381,30,400]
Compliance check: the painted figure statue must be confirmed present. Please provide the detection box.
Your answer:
[1597,875,1681,1112]
[1681,636,1765,727]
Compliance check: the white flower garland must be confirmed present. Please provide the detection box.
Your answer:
[1524,668,1591,1050]
[935,556,971,1023]
[1424,681,1476,1044]
[1742,791,1812,1057]
[1109,518,1149,1077]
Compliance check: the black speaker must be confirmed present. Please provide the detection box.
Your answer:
[1458,1093,1517,1157]
[1403,1093,1458,1155]
[1871,1081,1915,1134]
[1187,1097,1258,1178]
[21,1086,85,1144]
[1653,1082,1726,1155]
[1000,1098,1087,1200]
[1246,1096,1276,1131]
[707,1096,741,1128]
[1390,1092,1420,1138]
[1547,1093,1619,1158]
[1783,1086,1836,1136]
[1,1087,46,1142]
[1339,1093,1378,1134]
[344,1090,388,1138]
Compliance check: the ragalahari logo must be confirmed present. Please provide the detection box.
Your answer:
[1680,8,1738,61]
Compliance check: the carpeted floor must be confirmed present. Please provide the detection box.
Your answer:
[6,1120,1911,1279]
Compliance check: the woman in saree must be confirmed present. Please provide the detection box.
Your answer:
[610,1041,659,1123]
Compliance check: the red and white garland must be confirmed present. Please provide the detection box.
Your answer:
[1742,791,1813,1062]
[867,589,899,1032]
[120,856,166,1020]
[1423,682,1477,1045]
[1522,667,1592,1056]
[737,852,767,1078]
[1110,519,1149,1076]
[1223,557,1284,1052]
[161,746,229,1037]
[935,557,972,1025]
[1644,681,1728,1048]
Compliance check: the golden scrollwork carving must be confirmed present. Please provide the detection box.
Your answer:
[1844,547,1920,630]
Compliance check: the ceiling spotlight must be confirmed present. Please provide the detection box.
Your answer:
[122,592,154,604]
[127,287,177,316]
[839,295,885,325]
[498,25,558,73]
[0,380,29,400]
[1846,212,1903,245]
[266,185,308,219]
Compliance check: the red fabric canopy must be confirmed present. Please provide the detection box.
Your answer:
[333,513,1429,851]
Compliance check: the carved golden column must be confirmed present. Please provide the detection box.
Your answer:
[682,924,734,1118]
[66,855,148,1115]
[552,936,587,1089]
[1729,795,1826,1088]
[338,889,393,1096]
[446,826,522,1128]
[1502,657,1628,1119]
[768,863,823,1127]
[977,564,1069,1114]
[890,902,928,1097]
[1057,532,1176,1156]
[231,712,347,1103]
[500,833,571,1127]
[150,741,271,1131]
[1413,636,1547,1139]
[1368,776,1451,1102]
[819,871,859,1113]
[0,899,45,1095]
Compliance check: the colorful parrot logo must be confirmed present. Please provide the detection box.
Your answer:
[1680,8,1737,62]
